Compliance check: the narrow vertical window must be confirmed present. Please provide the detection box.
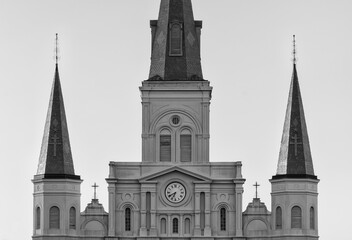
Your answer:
[184,218,191,234]
[291,206,302,229]
[49,206,60,229]
[161,218,167,234]
[146,192,151,230]
[276,207,282,229]
[36,207,40,229]
[69,207,76,229]
[125,208,131,231]
[180,131,191,162]
[220,208,226,231]
[310,207,315,229]
[169,22,183,56]
[160,131,171,162]
[200,192,205,232]
[172,218,179,234]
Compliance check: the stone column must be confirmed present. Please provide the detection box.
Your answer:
[139,192,147,236]
[234,182,244,237]
[168,214,172,236]
[107,183,116,236]
[204,191,212,236]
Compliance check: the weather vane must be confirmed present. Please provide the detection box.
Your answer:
[292,35,297,64]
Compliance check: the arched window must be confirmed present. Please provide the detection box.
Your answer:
[310,207,315,229]
[36,207,40,229]
[220,207,226,231]
[184,218,191,234]
[180,129,191,162]
[276,206,282,229]
[69,207,76,229]
[49,206,60,229]
[169,22,183,56]
[291,206,302,229]
[161,218,167,234]
[125,208,131,231]
[160,129,171,162]
[172,218,179,234]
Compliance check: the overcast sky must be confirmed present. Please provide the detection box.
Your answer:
[0,0,351,239]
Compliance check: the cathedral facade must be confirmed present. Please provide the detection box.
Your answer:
[32,0,319,239]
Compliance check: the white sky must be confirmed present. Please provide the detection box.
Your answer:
[1,0,351,239]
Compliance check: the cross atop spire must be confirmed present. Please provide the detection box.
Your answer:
[55,33,59,64]
[292,35,297,64]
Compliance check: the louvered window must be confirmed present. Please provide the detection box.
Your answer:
[169,23,183,56]
[181,134,191,162]
[125,208,131,231]
[291,206,302,228]
[172,218,179,234]
[160,135,171,162]
[69,207,76,229]
[49,206,60,229]
[276,207,282,229]
[220,208,226,231]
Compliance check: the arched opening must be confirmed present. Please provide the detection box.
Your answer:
[160,129,171,162]
[69,207,76,229]
[310,207,315,229]
[184,218,191,234]
[36,207,40,229]
[49,206,60,229]
[220,207,226,231]
[161,218,167,234]
[172,218,179,234]
[125,208,131,231]
[276,206,282,229]
[291,206,302,229]
[180,129,191,162]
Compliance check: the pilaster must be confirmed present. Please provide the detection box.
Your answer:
[234,180,244,237]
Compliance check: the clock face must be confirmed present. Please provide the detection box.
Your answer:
[165,182,186,203]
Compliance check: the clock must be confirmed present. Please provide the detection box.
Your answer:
[165,182,186,203]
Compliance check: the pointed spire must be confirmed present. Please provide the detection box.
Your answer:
[35,35,79,180]
[274,36,316,179]
[148,0,203,81]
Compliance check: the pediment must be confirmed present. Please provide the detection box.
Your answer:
[139,166,212,183]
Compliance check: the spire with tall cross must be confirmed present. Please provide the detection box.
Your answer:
[274,35,316,179]
[35,34,79,180]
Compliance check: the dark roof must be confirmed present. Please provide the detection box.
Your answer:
[274,64,316,179]
[36,64,79,180]
[148,0,203,81]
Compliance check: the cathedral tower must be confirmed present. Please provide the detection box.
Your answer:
[270,37,319,239]
[32,48,82,238]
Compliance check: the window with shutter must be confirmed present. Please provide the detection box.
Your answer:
[169,23,183,56]
[172,218,179,234]
[181,134,191,162]
[49,206,60,229]
[310,207,315,229]
[69,207,76,229]
[160,135,171,162]
[146,192,151,230]
[276,207,282,229]
[291,206,302,228]
[200,192,205,231]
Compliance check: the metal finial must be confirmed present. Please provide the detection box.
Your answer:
[55,33,59,64]
[292,35,297,64]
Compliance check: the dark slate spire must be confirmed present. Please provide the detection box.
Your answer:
[36,63,79,180]
[148,0,203,80]
[274,62,316,180]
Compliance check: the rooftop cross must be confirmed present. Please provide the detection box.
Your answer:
[92,182,99,200]
[55,33,59,64]
[253,182,260,199]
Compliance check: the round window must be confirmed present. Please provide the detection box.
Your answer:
[171,115,181,126]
